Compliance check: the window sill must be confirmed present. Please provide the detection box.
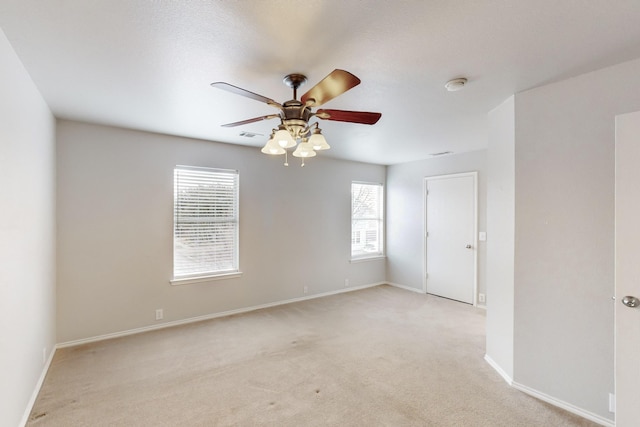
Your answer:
[349,255,386,263]
[170,271,243,286]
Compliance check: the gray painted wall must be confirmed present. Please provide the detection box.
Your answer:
[0,29,56,427]
[512,57,640,421]
[56,121,386,343]
[386,150,487,299]
[486,96,515,379]
[5,26,639,423]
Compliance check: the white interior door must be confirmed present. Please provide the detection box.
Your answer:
[615,111,640,426]
[425,173,477,304]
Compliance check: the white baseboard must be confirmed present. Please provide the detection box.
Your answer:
[19,347,56,427]
[57,282,386,348]
[511,382,614,427]
[387,282,425,294]
[484,354,513,385]
[27,285,614,427]
[484,356,612,426]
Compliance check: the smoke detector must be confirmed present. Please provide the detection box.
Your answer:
[445,78,468,92]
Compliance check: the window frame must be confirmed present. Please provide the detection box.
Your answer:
[171,166,241,285]
[350,181,385,261]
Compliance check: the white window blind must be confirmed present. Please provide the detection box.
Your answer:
[173,167,239,279]
[351,182,384,258]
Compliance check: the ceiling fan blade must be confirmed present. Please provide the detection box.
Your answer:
[210,82,281,108]
[221,114,280,128]
[301,70,361,107]
[316,109,381,125]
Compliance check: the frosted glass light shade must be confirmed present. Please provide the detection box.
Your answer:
[274,128,296,148]
[309,132,330,150]
[292,142,317,158]
[261,139,285,155]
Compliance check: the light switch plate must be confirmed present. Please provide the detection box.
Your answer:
[609,393,615,413]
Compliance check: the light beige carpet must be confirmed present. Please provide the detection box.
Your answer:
[28,285,598,426]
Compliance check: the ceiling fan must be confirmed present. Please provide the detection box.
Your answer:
[210,69,381,165]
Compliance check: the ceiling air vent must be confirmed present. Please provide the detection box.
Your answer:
[430,151,453,157]
[239,131,262,138]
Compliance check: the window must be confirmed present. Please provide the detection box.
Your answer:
[173,166,239,281]
[351,182,384,259]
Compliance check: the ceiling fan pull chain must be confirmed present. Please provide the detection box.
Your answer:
[284,151,289,167]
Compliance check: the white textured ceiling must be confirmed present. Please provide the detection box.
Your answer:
[2,1,640,165]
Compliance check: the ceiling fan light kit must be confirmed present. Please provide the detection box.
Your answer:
[260,136,285,155]
[211,69,381,167]
[273,125,296,148]
[309,124,330,151]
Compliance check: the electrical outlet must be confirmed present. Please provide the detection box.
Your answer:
[155,309,163,320]
[303,286,308,294]
[344,279,349,287]
[478,293,486,303]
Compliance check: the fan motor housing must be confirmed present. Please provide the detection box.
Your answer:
[280,100,311,138]
[282,100,312,120]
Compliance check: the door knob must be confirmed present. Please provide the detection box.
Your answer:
[622,296,639,308]
[465,244,472,249]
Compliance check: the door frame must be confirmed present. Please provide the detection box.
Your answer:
[614,110,640,425]
[423,171,478,305]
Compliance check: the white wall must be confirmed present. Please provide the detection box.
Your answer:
[386,150,487,298]
[56,120,386,343]
[0,28,56,427]
[512,58,640,421]
[485,96,515,379]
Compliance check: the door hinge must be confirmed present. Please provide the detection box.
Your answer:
[425,273,428,279]
[425,231,429,238]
